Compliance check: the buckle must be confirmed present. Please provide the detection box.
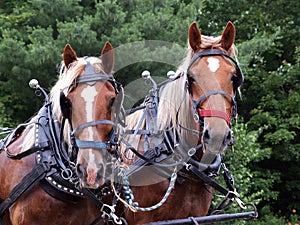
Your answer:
[225,190,247,210]
[101,204,122,224]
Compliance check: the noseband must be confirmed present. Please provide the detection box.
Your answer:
[187,49,243,126]
[61,60,123,157]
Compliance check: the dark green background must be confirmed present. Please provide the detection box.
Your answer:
[0,1,299,224]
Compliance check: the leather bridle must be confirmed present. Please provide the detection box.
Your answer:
[60,60,124,158]
[186,49,243,127]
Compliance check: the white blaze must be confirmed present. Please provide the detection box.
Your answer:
[81,85,98,141]
[207,57,220,72]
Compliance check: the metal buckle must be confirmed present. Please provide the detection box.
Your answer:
[188,147,196,156]
[226,190,247,210]
[101,204,122,224]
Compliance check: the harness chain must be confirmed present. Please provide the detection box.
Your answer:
[121,168,178,212]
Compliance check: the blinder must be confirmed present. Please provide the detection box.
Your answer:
[60,91,71,120]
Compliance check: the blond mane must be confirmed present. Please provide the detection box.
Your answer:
[22,56,105,151]
[124,35,238,155]
[51,57,105,120]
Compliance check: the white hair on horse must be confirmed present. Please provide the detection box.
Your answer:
[122,34,239,160]
[22,56,105,152]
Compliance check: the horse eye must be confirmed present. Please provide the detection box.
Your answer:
[230,72,236,82]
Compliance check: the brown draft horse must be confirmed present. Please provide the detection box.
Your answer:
[0,42,118,224]
[120,21,243,224]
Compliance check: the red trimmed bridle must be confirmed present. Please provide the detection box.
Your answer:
[187,49,243,128]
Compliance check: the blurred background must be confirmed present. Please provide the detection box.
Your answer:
[0,1,299,224]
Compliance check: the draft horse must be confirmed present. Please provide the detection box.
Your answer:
[0,42,121,225]
[119,21,244,224]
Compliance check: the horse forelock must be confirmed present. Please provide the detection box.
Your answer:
[198,35,237,57]
[49,56,105,144]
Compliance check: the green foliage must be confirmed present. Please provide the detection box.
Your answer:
[0,0,299,222]
[211,123,278,211]
[0,102,14,128]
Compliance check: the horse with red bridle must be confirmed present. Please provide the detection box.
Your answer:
[117,21,246,224]
[0,42,123,225]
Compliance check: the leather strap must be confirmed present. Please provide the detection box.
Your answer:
[188,164,234,197]
[0,163,54,217]
[199,109,231,125]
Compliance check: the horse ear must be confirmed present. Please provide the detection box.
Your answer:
[63,44,77,68]
[101,41,114,74]
[188,22,202,52]
[221,21,236,51]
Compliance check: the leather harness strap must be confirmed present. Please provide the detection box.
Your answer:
[198,109,231,125]
[0,163,54,218]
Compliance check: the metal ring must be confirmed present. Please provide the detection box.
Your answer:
[61,168,73,180]
[242,202,258,220]
[124,147,135,160]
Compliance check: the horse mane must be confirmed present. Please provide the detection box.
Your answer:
[51,56,105,120]
[22,56,105,151]
[124,34,238,154]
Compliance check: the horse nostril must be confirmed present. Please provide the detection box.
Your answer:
[203,129,210,144]
[76,164,86,178]
[224,130,232,145]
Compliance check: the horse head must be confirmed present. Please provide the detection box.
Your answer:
[60,42,118,189]
[187,21,243,163]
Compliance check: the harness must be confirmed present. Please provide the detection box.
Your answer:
[0,61,125,225]
[119,50,257,222]
[61,61,124,157]
[187,49,242,127]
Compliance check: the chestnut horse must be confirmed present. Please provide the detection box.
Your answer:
[119,21,243,224]
[0,42,120,225]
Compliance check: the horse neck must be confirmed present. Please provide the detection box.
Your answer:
[157,74,198,147]
[121,74,199,165]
